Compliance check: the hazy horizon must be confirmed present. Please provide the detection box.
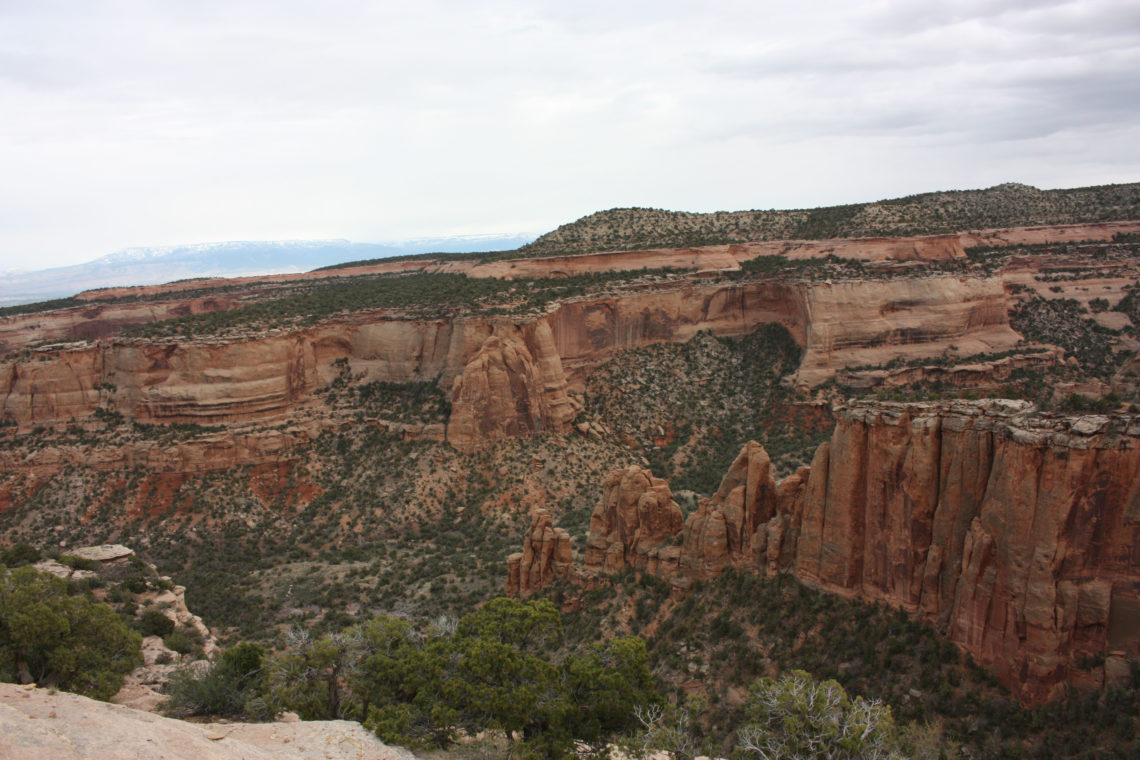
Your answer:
[3,1,1139,271]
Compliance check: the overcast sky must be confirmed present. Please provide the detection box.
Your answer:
[2,0,1139,271]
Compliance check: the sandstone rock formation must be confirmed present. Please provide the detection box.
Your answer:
[510,401,1140,703]
[0,263,1034,449]
[582,465,685,579]
[777,400,1140,702]
[446,322,576,453]
[0,682,415,760]
[505,465,686,597]
[737,234,967,263]
[836,349,1061,390]
[5,219,1103,452]
[678,441,779,581]
[505,508,575,597]
[544,280,809,392]
[588,469,677,574]
[792,276,1022,388]
[0,296,242,355]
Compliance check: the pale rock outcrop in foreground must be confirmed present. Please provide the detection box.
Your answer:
[0,682,415,760]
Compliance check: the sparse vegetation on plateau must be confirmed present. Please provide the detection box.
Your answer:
[522,182,1140,256]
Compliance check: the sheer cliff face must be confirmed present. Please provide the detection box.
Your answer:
[515,401,1140,703]
[783,401,1140,702]
[544,281,809,389]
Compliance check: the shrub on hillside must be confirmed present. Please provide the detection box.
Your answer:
[0,565,142,700]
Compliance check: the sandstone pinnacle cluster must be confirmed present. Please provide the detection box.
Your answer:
[507,399,1140,704]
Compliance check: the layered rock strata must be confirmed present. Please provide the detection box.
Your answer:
[510,401,1140,703]
[792,276,1021,388]
[583,466,685,577]
[0,296,241,355]
[1,273,1023,451]
[835,349,1061,390]
[505,509,575,597]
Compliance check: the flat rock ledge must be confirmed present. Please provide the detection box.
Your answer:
[0,682,416,760]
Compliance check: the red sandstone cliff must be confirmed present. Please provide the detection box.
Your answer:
[782,400,1140,702]
[5,220,1137,456]
[508,400,1140,703]
[792,276,1021,388]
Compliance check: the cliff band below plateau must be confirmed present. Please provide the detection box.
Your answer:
[508,400,1140,704]
[1,275,1019,453]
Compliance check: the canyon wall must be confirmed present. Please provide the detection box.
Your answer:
[12,220,1120,448]
[514,400,1140,703]
[793,276,1022,387]
[543,280,810,389]
[779,400,1140,702]
[1,274,1025,449]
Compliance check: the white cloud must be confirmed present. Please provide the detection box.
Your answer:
[1,0,1138,270]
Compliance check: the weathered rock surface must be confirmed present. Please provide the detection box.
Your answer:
[446,321,576,453]
[3,273,1014,452]
[0,682,415,760]
[737,234,967,263]
[958,221,1140,248]
[514,400,1140,703]
[793,276,1022,388]
[784,400,1140,702]
[544,280,809,392]
[12,217,1102,438]
[836,349,1061,390]
[505,508,575,596]
[679,441,779,580]
[0,296,242,355]
[5,221,1101,451]
[583,466,684,577]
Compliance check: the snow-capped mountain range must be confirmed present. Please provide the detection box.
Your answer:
[0,235,534,307]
